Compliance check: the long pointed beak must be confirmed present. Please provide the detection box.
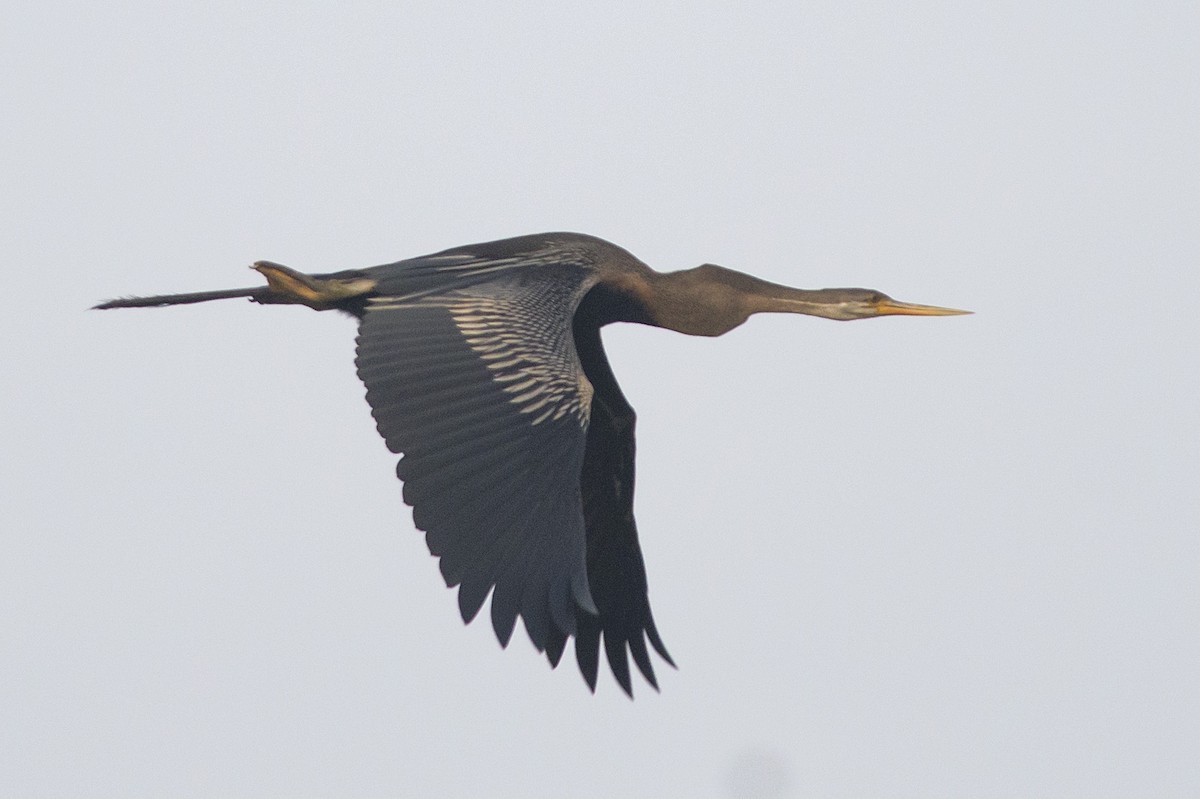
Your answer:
[874,299,972,317]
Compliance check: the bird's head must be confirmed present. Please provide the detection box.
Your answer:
[801,288,972,321]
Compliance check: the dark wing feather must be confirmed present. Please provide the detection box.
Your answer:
[572,323,675,697]
[354,236,674,696]
[354,266,600,656]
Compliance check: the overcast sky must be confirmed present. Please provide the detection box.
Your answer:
[3,1,1198,796]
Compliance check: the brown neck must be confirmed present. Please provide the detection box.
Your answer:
[638,265,843,336]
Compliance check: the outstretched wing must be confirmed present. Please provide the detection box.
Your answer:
[570,323,675,696]
[354,262,602,657]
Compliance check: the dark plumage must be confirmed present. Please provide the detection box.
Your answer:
[96,232,968,696]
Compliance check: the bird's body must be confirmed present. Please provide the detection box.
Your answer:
[96,232,968,696]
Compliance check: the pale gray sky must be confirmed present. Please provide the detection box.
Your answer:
[3,1,1198,796]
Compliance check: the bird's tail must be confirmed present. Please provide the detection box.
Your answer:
[93,262,378,311]
[92,286,266,310]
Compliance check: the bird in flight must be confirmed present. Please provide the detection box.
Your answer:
[96,232,968,696]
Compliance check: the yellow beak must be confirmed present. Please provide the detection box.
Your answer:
[874,299,973,317]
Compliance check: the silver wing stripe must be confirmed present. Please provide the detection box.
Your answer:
[367,297,591,427]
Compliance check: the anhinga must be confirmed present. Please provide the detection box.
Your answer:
[96,232,969,696]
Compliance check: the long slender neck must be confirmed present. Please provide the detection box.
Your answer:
[636,265,848,336]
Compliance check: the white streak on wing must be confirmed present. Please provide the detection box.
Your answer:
[448,295,592,426]
[503,377,539,395]
[480,354,522,368]
[530,407,556,426]
[521,395,553,414]
[509,387,546,405]
[367,261,599,427]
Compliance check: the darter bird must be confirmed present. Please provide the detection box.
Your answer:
[95,232,969,696]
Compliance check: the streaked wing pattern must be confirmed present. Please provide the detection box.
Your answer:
[354,266,600,658]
